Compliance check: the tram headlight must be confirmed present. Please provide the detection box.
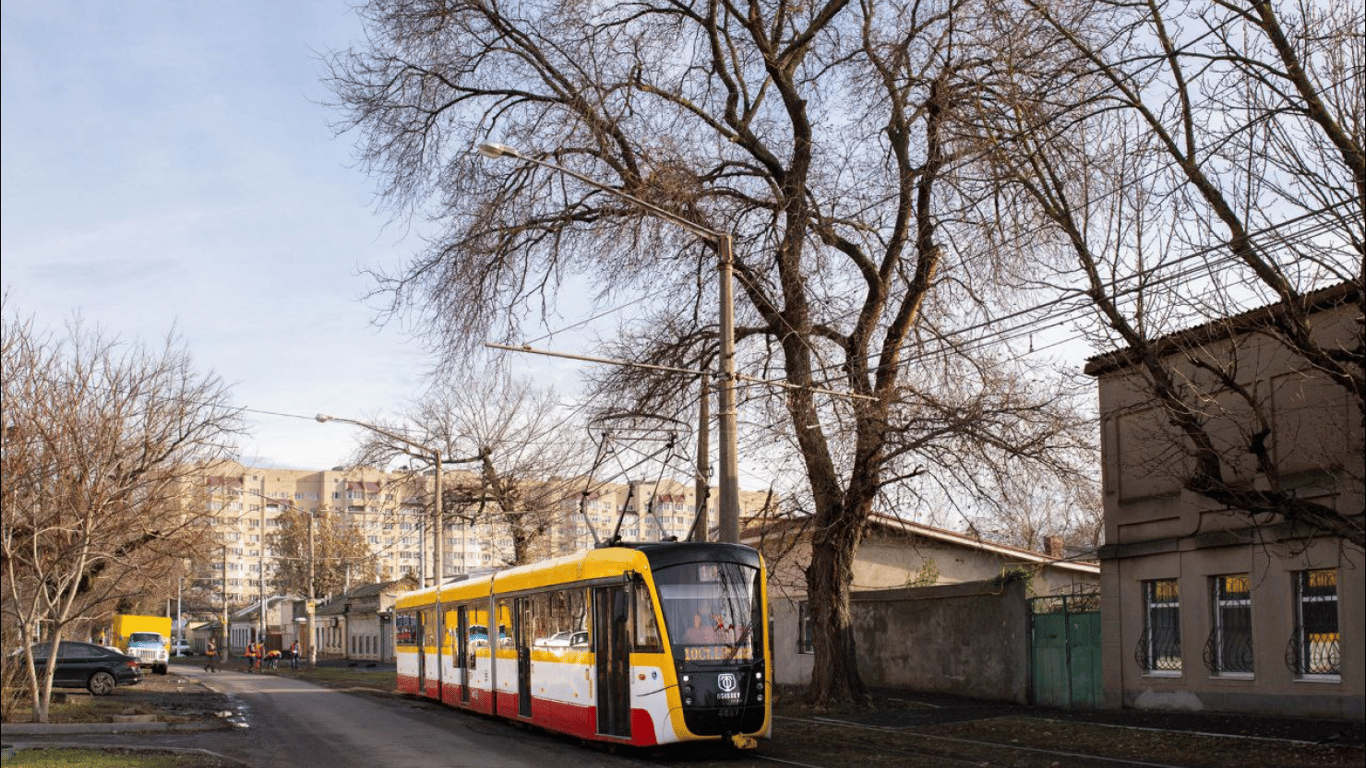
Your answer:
[755,671,762,680]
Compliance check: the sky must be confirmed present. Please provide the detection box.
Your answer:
[1,0,1097,492]
[1,1,571,470]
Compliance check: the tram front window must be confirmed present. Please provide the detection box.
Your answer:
[655,562,760,662]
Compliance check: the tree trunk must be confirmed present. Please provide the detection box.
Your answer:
[804,500,870,706]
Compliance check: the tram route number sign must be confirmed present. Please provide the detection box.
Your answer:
[684,645,754,662]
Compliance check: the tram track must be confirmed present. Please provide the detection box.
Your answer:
[406,689,1358,768]
[746,715,1195,768]
[635,724,1186,768]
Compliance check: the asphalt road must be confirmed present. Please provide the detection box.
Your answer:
[20,668,643,768]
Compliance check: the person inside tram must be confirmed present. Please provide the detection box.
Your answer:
[685,604,716,644]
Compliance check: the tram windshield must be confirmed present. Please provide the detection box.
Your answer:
[654,562,760,662]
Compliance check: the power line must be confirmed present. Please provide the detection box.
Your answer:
[785,202,1356,390]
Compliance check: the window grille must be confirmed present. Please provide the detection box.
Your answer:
[1135,579,1182,672]
[797,602,814,654]
[1285,569,1340,676]
[1204,574,1253,674]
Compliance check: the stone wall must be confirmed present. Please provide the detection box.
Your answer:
[851,575,1032,703]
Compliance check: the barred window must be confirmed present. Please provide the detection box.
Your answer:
[797,602,814,655]
[1205,574,1253,675]
[1286,569,1340,677]
[1136,579,1181,673]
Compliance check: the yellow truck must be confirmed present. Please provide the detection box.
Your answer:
[111,614,172,675]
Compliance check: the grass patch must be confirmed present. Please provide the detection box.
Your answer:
[273,665,394,693]
[6,694,156,724]
[2,747,231,768]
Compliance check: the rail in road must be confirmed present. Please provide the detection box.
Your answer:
[8,668,1359,768]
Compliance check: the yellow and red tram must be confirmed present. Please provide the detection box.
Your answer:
[393,542,771,748]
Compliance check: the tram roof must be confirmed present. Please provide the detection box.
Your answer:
[396,541,762,606]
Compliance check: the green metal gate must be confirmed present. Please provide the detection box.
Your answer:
[1029,593,1101,709]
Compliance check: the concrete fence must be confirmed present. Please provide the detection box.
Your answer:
[851,575,1032,703]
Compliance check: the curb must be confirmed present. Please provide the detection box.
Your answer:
[1,741,248,767]
[0,719,229,736]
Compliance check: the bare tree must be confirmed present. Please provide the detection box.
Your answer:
[974,0,1364,547]
[268,505,378,599]
[326,0,1094,704]
[354,371,588,569]
[0,311,241,721]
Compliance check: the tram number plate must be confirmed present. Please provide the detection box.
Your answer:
[718,708,740,718]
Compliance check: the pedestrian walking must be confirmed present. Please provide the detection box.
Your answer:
[204,638,217,673]
[289,640,300,670]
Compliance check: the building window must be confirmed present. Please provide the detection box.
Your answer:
[1136,579,1181,673]
[797,602,814,655]
[1205,574,1253,675]
[1287,569,1340,677]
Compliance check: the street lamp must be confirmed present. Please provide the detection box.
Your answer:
[476,142,741,544]
[317,413,450,695]
[315,414,446,588]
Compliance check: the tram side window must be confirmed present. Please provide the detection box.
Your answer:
[395,611,419,647]
[532,588,591,650]
[421,609,437,649]
[467,606,490,662]
[569,588,590,647]
[525,593,545,646]
[634,578,663,652]
[496,598,515,648]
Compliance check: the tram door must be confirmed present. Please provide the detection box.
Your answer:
[457,606,470,704]
[593,585,631,737]
[515,597,532,717]
[416,609,428,695]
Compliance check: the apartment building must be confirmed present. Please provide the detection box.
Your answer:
[194,462,773,609]
[550,478,773,551]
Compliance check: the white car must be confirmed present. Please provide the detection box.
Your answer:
[171,640,193,656]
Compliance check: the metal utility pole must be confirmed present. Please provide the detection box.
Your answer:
[307,507,316,667]
[315,415,447,586]
[715,234,739,544]
[693,373,710,542]
[220,544,229,657]
[477,142,741,543]
[176,577,183,654]
[258,486,266,646]
[315,414,457,694]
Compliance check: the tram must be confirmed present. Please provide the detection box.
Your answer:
[393,541,771,749]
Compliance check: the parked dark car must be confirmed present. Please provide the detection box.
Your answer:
[28,641,142,695]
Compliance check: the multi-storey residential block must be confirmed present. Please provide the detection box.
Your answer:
[192,462,773,609]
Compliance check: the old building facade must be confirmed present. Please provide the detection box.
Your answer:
[1088,285,1363,718]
